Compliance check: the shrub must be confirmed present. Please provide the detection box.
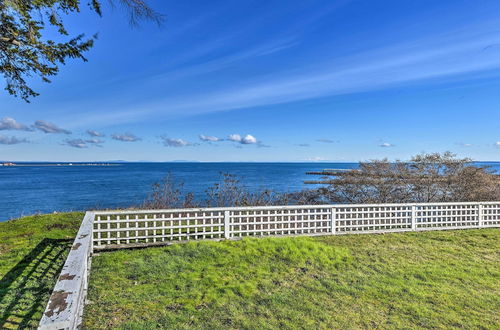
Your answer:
[143,173,291,209]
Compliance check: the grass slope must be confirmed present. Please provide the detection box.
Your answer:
[85,229,500,329]
[0,213,82,329]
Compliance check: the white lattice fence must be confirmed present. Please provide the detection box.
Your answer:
[91,202,500,249]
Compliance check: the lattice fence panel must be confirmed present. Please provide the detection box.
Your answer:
[93,210,224,247]
[415,204,478,229]
[230,207,332,238]
[335,205,413,233]
[482,203,500,227]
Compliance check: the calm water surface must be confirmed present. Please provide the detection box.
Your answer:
[1,162,498,221]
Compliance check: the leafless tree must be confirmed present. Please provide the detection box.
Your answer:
[307,152,500,203]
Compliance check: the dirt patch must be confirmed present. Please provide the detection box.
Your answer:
[46,223,72,230]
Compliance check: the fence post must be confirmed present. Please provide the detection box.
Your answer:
[224,210,231,239]
[331,207,336,235]
[411,204,417,231]
[478,204,483,227]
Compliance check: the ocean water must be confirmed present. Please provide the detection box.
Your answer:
[1,162,498,221]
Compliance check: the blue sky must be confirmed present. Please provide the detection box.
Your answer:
[1,0,500,161]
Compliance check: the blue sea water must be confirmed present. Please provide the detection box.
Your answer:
[1,162,498,221]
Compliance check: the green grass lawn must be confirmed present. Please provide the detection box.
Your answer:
[1,213,499,329]
[0,213,82,329]
[85,229,500,329]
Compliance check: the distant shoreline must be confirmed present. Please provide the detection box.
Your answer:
[0,163,120,167]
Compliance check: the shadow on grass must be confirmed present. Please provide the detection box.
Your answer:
[0,238,73,329]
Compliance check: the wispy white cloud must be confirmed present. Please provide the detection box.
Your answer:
[199,134,221,142]
[456,142,473,147]
[63,138,104,148]
[257,143,271,148]
[33,120,71,134]
[316,138,339,143]
[379,142,395,147]
[0,117,32,131]
[0,135,29,145]
[63,139,88,148]
[112,133,141,142]
[495,141,500,147]
[162,137,191,147]
[54,22,500,128]
[87,130,105,137]
[155,37,299,82]
[86,138,105,145]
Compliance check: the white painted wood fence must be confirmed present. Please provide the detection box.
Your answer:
[92,202,500,248]
[39,201,500,329]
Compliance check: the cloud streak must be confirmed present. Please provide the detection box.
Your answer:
[66,24,500,127]
[63,138,104,148]
[0,135,29,145]
[86,138,105,145]
[199,134,221,142]
[87,130,105,137]
[33,120,71,134]
[0,117,31,131]
[162,137,191,147]
[154,37,299,83]
[111,133,141,142]
[64,139,88,148]
[316,139,339,143]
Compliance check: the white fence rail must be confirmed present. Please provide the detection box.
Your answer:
[39,201,500,329]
